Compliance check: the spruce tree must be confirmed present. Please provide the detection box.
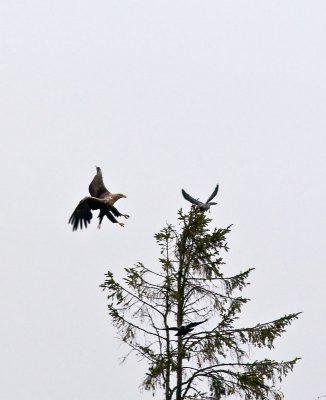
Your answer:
[101,208,300,400]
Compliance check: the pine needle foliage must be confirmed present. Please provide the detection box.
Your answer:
[100,208,300,400]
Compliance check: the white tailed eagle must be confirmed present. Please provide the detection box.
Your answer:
[69,166,129,231]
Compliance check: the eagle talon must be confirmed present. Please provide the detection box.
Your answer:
[123,214,130,219]
[118,222,125,227]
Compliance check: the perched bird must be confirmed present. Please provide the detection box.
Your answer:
[69,166,129,231]
[164,319,208,336]
[182,184,219,211]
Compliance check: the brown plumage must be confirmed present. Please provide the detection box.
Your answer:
[69,166,129,231]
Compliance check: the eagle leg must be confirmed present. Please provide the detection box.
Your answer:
[97,210,105,229]
[106,210,124,227]
[111,206,129,219]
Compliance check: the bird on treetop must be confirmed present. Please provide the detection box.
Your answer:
[182,184,219,211]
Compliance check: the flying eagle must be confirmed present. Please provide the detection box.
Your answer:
[182,184,219,211]
[68,166,129,231]
[163,319,208,336]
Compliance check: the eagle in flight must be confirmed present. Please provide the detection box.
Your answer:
[69,166,129,231]
[182,184,219,211]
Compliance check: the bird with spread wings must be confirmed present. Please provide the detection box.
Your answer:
[182,184,219,211]
[68,166,129,231]
[162,319,208,336]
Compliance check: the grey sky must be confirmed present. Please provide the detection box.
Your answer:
[1,1,325,399]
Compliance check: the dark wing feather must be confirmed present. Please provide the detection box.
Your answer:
[89,167,110,198]
[186,319,208,329]
[69,197,105,231]
[181,189,201,205]
[206,184,219,203]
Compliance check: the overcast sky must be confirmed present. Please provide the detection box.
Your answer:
[1,1,325,399]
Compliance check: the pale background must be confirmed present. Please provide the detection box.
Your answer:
[0,1,325,399]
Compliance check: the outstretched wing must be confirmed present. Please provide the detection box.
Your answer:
[89,166,110,198]
[206,184,219,203]
[69,196,105,231]
[187,319,208,329]
[182,189,201,205]
[158,326,179,331]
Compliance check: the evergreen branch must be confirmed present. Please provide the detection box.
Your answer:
[108,305,166,340]
[102,208,300,400]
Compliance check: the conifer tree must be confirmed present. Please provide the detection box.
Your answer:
[101,208,300,400]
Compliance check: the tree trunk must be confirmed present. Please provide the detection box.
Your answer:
[176,334,183,400]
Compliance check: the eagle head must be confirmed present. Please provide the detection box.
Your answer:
[115,193,127,199]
